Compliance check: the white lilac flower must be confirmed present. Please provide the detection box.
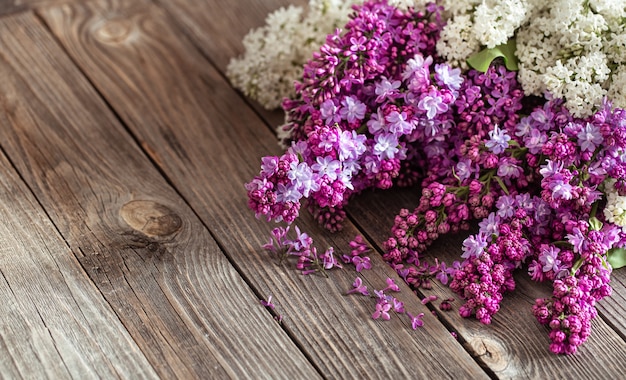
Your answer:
[436,14,480,69]
[515,0,625,117]
[227,0,361,110]
[604,179,626,230]
[608,66,626,110]
[472,0,527,49]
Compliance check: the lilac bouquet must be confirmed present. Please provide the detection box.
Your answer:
[247,1,446,231]
[243,0,626,355]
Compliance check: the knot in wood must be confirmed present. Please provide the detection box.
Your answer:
[469,336,509,374]
[120,200,182,237]
[93,18,133,44]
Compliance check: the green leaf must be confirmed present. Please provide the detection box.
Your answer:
[494,176,510,195]
[467,38,519,72]
[608,247,626,269]
[589,216,603,231]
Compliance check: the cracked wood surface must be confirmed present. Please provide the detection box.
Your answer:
[0,0,624,379]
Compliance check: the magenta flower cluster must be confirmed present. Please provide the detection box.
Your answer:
[429,98,626,353]
[245,0,626,355]
[247,0,447,231]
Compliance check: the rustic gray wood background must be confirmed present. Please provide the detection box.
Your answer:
[0,0,624,378]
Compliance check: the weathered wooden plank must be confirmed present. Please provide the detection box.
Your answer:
[0,11,319,379]
[597,273,626,337]
[0,0,69,16]
[154,0,307,75]
[0,0,26,15]
[155,0,310,124]
[38,0,491,377]
[0,151,157,377]
[347,187,626,379]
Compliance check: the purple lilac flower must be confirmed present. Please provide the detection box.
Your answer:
[461,232,488,259]
[386,111,414,135]
[339,96,367,123]
[276,182,302,203]
[407,312,425,329]
[260,156,278,176]
[577,122,603,152]
[402,54,432,81]
[523,128,548,154]
[434,63,463,91]
[347,277,369,296]
[418,88,448,119]
[248,0,626,356]
[288,161,319,197]
[392,298,405,313]
[384,278,401,292]
[566,227,586,253]
[337,130,367,161]
[548,177,574,200]
[497,158,523,178]
[496,195,516,218]
[311,156,341,181]
[375,76,401,102]
[367,109,387,134]
[455,158,474,182]
[352,256,372,272]
[485,125,511,154]
[320,99,341,125]
[372,299,392,320]
[538,245,562,272]
[478,212,500,237]
[260,295,275,309]
[374,133,400,160]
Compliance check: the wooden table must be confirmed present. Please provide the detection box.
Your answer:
[0,0,624,378]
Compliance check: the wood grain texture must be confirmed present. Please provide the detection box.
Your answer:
[0,0,67,16]
[155,0,307,72]
[38,0,490,378]
[347,187,626,379]
[156,0,310,124]
[0,11,319,379]
[0,0,26,15]
[0,151,157,378]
